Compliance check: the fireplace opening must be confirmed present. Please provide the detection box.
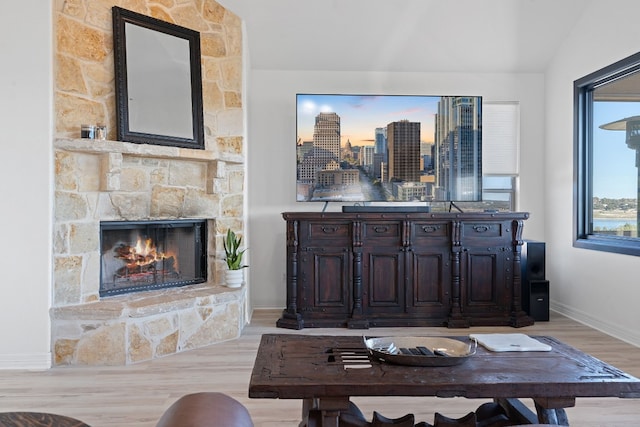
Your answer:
[100,219,207,297]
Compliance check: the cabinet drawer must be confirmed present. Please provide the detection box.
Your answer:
[305,221,351,243]
[413,222,449,238]
[363,222,401,240]
[461,222,505,239]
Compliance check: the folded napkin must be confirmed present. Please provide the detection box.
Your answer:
[469,333,552,352]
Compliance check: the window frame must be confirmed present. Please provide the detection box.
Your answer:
[574,51,640,256]
[483,175,517,212]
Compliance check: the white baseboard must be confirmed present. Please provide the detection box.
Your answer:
[550,300,640,348]
[0,352,51,370]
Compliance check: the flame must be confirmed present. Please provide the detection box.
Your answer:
[115,236,178,270]
[123,237,153,268]
[133,237,158,265]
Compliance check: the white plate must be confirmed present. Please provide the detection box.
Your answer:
[365,336,476,367]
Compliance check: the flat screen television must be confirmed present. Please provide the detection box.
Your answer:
[296,94,482,205]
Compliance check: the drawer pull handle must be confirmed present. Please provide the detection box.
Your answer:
[373,226,389,233]
[473,225,491,233]
[421,225,441,233]
[321,226,338,233]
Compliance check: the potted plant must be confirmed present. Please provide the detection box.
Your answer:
[223,229,247,288]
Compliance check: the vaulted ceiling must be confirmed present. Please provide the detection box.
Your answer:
[217,0,591,73]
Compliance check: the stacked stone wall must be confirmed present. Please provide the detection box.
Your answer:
[51,0,246,365]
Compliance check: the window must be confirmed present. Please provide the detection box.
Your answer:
[451,102,519,212]
[483,102,520,211]
[483,175,516,211]
[574,52,640,256]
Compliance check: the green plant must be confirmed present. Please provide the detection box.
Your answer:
[223,229,248,270]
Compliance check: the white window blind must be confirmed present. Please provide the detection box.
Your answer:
[483,102,520,175]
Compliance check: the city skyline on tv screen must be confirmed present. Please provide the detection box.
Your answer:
[296,94,482,203]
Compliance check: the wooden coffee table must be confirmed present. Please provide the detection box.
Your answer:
[249,334,640,426]
[0,412,90,426]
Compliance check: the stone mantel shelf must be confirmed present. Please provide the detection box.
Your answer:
[54,138,243,164]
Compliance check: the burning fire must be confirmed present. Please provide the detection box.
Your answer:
[114,236,178,274]
[134,237,158,264]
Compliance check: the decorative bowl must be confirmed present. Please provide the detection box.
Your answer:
[365,336,476,367]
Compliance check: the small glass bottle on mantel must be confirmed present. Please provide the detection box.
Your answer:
[95,124,107,140]
[81,124,95,139]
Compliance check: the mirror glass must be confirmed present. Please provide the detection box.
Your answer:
[113,7,205,149]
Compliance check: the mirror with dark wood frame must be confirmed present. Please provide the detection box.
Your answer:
[112,6,205,149]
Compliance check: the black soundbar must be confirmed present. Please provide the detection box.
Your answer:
[342,206,431,213]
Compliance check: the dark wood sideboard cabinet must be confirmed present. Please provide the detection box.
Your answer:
[277,211,534,329]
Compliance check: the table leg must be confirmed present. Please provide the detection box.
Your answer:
[534,399,571,425]
[496,397,573,425]
[300,397,351,427]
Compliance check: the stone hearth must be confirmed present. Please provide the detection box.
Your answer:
[52,284,246,365]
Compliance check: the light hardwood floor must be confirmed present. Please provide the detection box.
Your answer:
[1,309,639,426]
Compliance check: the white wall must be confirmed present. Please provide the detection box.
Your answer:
[0,1,53,368]
[545,0,640,346]
[247,70,546,309]
[6,1,637,368]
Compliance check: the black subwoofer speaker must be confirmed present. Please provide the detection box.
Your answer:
[528,280,550,321]
[521,240,549,321]
[522,240,545,281]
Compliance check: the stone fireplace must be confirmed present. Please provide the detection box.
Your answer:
[51,139,247,366]
[51,1,246,365]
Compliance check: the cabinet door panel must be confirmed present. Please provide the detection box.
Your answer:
[466,252,498,303]
[363,250,404,313]
[461,248,509,315]
[411,252,448,303]
[407,250,451,318]
[300,249,351,314]
[414,253,442,302]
